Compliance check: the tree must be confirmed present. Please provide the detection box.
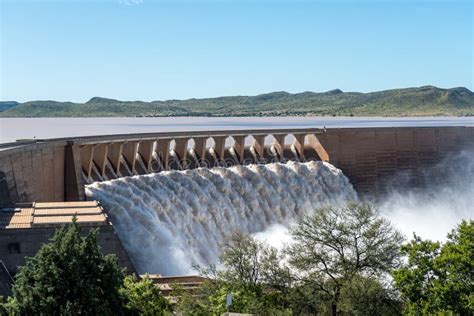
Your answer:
[0,297,7,316]
[219,231,291,289]
[120,275,170,315]
[287,203,404,316]
[392,220,474,314]
[9,219,127,315]
[219,231,265,287]
[175,231,293,315]
[338,275,402,315]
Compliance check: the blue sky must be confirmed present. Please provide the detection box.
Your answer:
[0,0,472,102]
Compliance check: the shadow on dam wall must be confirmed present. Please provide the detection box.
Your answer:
[0,126,473,204]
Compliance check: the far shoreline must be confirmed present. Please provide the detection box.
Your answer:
[1,116,473,144]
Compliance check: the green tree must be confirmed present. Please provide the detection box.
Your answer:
[287,203,404,316]
[175,232,293,315]
[9,219,127,315]
[219,231,291,289]
[392,220,474,314]
[338,275,402,315]
[0,297,7,316]
[289,276,401,316]
[120,274,170,315]
[173,279,217,316]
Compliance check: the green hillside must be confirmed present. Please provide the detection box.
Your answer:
[0,101,18,112]
[1,86,472,117]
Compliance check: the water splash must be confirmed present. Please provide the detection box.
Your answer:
[86,161,357,275]
[380,150,474,242]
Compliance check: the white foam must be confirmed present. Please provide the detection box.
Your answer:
[86,161,357,275]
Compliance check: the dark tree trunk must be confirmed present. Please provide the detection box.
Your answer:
[332,288,340,316]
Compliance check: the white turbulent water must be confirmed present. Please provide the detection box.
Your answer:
[85,161,357,275]
[380,150,474,242]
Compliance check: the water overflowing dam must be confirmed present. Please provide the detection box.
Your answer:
[86,161,356,275]
[0,126,473,276]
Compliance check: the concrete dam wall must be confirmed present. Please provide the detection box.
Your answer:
[0,126,473,204]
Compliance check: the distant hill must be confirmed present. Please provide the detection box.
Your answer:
[0,101,19,112]
[1,86,473,117]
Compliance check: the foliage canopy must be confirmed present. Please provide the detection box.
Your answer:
[120,274,171,316]
[176,204,404,315]
[3,219,172,316]
[287,203,404,315]
[392,220,474,314]
[7,219,127,315]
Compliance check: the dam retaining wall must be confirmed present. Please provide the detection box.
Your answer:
[0,126,472,203]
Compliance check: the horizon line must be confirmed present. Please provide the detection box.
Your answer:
[1,85,471,104]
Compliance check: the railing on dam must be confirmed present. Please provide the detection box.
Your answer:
[0,126,473,204]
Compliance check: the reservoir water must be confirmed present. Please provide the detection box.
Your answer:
[1,116,473,144]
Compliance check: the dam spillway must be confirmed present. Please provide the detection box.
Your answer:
[85,160,357,275]
[0,125,473,277]
[0,126,473,204]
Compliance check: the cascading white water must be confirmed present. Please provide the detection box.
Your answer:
[85,161,357,275]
